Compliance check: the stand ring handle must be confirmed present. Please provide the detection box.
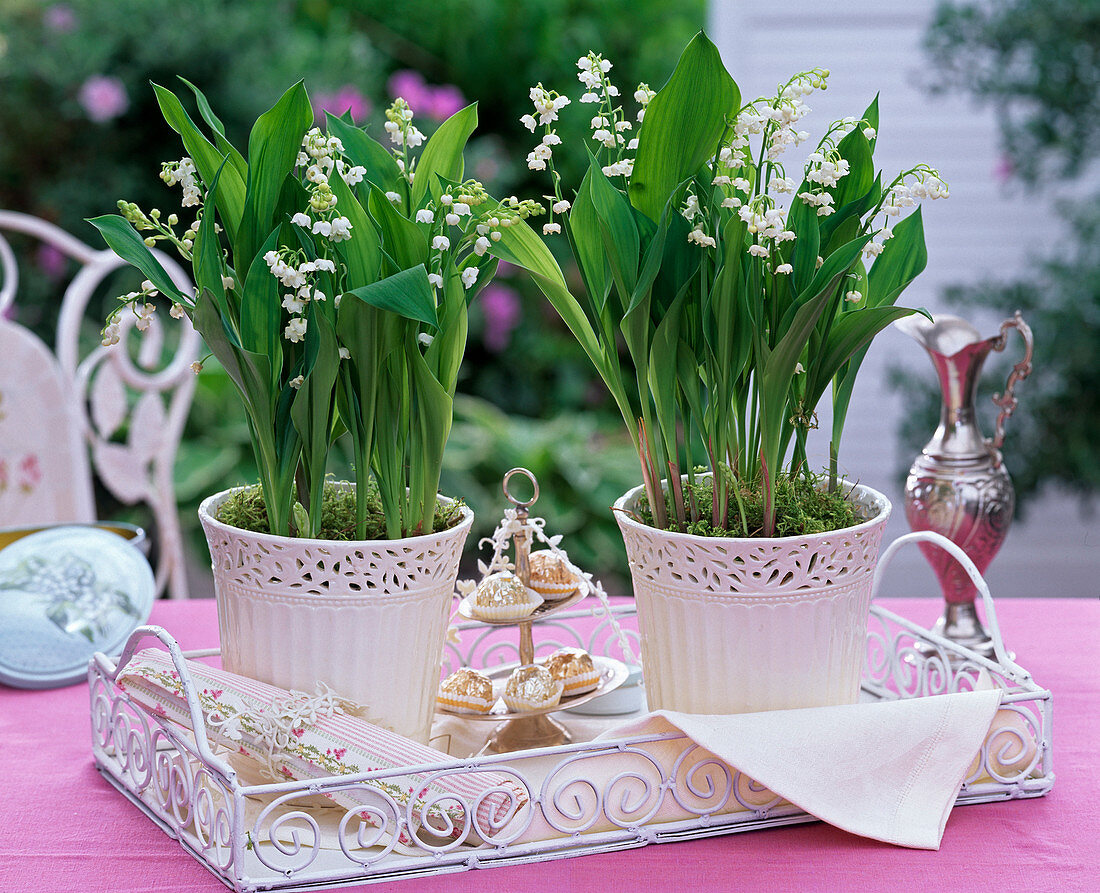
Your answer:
[503,467,540,509]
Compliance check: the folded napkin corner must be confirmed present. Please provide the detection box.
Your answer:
[599,689,1003,850]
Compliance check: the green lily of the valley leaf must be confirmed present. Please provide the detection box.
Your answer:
[411,103,477,209]
[629,32,740,223]
[237,81,313,263]
[152,83,246,234]
[407,340,452,534]
[490,217,638,445]
[192,156,230,318]
[291,310,339,535]
[86,215,189,305]
[589,157,640,301]
[239,227,284,381]
[867,207,928,307]
[328,165,382,284]
[345,264,438,329]
[489,217,603,364]
[324,113,402,192]
[177,77,248,180]
[568,171,612,313]
[367,186,428,270]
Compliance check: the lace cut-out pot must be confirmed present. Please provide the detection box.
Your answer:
[199,487,474,744]
[613,481,891,715]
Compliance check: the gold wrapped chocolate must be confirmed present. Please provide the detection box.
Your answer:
[469,572,542,621]
[502,664,562,712]
[543,647,601,696]
[437,667,494,714]
[527,551,580,600]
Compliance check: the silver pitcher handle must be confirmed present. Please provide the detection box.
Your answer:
[989,310,1033,451]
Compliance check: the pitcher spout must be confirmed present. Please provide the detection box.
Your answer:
[895,314,1001,460]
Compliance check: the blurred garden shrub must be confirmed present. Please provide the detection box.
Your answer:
[897,0,1100,509]
[440,396,642,588]
[0,0,380,332]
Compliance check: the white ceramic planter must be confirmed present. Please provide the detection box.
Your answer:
[613,481,890,715]
[199,489,473,744]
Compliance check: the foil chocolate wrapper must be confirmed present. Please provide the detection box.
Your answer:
[469,572,543,621]
[437,667,495,714]
[527,551,580,601]
[502,664,563,712]
[543,647,601,696]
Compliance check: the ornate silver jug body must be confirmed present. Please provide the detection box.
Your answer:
[896,311,1033,656]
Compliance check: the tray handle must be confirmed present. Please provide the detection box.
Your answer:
[93,625,233,779]
[872,531,1028,678]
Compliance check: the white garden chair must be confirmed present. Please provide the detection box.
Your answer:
[0,210,200,599]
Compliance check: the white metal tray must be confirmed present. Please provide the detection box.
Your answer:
[89,533,1053,891]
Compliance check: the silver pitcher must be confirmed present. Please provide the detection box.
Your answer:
[895,311,1033,657]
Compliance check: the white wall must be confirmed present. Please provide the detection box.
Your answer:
[709,0,1099,598]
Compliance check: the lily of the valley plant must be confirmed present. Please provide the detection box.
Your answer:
[497,32,947,537]
[91,80,539,540]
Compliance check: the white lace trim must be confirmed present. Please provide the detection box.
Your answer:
[252,682,362,779]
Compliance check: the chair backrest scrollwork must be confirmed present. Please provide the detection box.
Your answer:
[0,210,200,598]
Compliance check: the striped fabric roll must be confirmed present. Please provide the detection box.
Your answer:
[117,649,526,848]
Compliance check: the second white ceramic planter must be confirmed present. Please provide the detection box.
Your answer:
[613,481,890,715]
[199,489,473,744]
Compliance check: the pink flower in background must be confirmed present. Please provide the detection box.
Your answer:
[388,70,430,111]
[36,244,67,280]
[44,5,76,32]
[480,283,521,352]
[78,75,129,123]
[387,70,466,121]
[312,85,372,123]
[474,155,500,182]
[18,454,41,493]
[992,154,1015,185]
[425,84,466,120]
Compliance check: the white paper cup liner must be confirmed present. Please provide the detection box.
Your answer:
[503,680,564,713]
[436,692,494,714]
[559,669,601,696]
[530,579,578,601]
[467,596,542,621]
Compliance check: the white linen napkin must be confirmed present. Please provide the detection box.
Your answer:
[597,689,1003,849]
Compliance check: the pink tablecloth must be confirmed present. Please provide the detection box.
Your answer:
[1,597,1097,893]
